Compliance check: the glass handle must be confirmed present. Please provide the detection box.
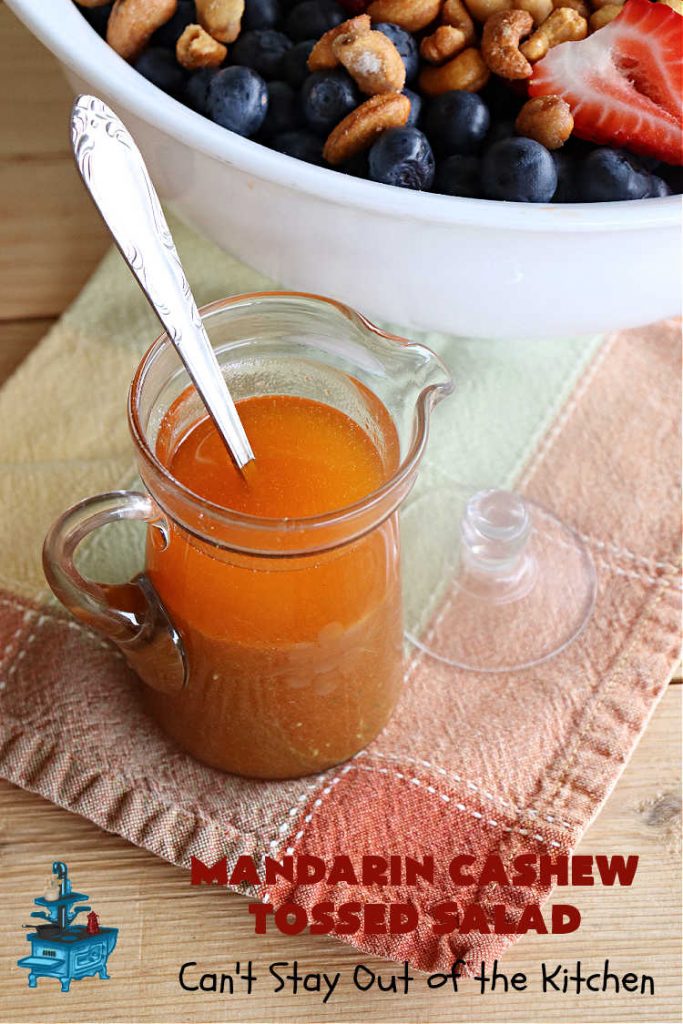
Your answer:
[43,490,186,694]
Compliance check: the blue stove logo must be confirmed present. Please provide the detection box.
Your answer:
[17,861,118,993]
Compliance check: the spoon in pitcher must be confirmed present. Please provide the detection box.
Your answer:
[70,94,255,472]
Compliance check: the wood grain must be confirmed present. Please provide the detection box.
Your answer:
[0,6,108,320]
[0,319,53,382]
[0,6,680,1023]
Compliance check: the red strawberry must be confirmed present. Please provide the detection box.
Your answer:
[529,0,683,165]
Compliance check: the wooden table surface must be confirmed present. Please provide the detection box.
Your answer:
[0,7,681,1023]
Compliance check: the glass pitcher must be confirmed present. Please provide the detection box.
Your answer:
[43,293,453,780]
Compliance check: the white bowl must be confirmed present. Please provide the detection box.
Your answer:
[9,0,682,338]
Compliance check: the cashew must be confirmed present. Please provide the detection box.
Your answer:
[196,0,244,44]
[323,93,411,164]
[591,0,624,9]
[333,29,406,95]
[520,8,587,62]
[589,3,623,27]
[75,0,112,7]
[481,9,533,79]
[515,94,574,148]
[553,0,589,19]
[420,25,468,63]
[441,0,476,44]
[461,0,513,23]
[107,0,178,61]
[176,24,227,68]
[418,47,490,95]
[514,0,553,25]
[366,0,441,33]
[307,15,371,71]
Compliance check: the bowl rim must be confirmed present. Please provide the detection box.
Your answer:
[8,0,682,233]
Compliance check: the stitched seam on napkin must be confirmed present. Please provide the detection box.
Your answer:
[261,762,570,907]
[354,752,579,830]
[540,581,678,814]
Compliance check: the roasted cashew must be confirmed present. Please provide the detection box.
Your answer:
[323,93,411,165]
[481,9,534,79]
[420,25,468,64]
[513,0,553,26]
[176,24,227,68]
[196,0,244,44]
[589,3,622,28]
[461,0,513,23]
[553,0,590,19]
[333,29,406,94]
[366,0,442,33]
[515,94,574,148]
[520,8,587,62]
[307,15,371,72]
[441,0,476,43]
[418,47,490,95]
[107,0,178,61]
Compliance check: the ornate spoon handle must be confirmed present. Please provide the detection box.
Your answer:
[71,94,255,471]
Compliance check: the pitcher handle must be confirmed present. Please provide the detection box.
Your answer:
[42,490,186,693]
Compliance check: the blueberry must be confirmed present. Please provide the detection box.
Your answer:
[282,39,316,88]
[207,66,268,136]
[424,91,490,157]
[133,48,187,97]
[271,129,324,164]
[577,148,652,202]
[152,0,195,48]
[184,67,217,114]
[551,150,577,203]
[285,1,345,41]
[374,23,419,84]
[301,70,359,134]
[231,29,292,79]
[435,155,480,198]
[79,2,113,37]
[368,127,435,190]
[243,0,282,30]
[647,174,672,198]
[481,137,557,202]
[402,88,422,127]
[260,80,303,138]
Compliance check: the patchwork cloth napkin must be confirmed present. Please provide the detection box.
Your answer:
[0,218,680,973]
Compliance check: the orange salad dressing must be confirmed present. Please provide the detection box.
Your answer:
[145,393,404,779]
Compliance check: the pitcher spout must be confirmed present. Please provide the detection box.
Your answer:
[350,310,455,452]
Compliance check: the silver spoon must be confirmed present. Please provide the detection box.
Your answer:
[70,94,255,471]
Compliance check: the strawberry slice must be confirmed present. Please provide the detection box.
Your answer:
[529,0,683,165]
